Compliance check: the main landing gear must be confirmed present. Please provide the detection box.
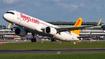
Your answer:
[31,33,36,42]
[31,38,36,42]
[51,38,56,42]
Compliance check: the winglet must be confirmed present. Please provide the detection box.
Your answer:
[8,23,12,28]
[98,18,102,25]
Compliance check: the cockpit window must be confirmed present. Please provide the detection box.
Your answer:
[6,12,15,15]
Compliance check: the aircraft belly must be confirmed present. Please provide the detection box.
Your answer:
[54,32,79,41]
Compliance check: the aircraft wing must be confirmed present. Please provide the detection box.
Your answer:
[55,18,102,32]
[55,25,95,32]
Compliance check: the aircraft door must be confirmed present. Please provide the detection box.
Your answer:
[19,18,22,24]
[16,12,22,24]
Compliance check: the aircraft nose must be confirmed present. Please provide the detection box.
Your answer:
[3,14,11,21]
[3,14,7,20]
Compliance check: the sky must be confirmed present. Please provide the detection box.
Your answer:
[0,0,105,27]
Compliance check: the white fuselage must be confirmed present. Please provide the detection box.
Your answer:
[3,10,79,41]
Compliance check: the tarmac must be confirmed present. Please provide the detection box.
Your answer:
[0,49,105,54]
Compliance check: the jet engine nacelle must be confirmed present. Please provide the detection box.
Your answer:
[45,27,57,35]
[15,27,27,37]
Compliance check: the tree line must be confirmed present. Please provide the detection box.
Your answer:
[0,25,6,29]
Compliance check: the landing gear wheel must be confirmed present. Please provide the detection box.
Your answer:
[31,33,37,42]
[51,38,55,42]
[31,38,36,42]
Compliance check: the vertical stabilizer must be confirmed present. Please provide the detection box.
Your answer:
[71,17,83,35]
[98,18,102,25]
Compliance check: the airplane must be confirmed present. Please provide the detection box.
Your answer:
[3,10,102,42]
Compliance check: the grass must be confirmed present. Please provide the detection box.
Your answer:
[0,41,105,59]
[0,41,105,50]
[0,40,7,42]
[0,53,105,59]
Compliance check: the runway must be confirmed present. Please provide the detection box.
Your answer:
[0,49,105,54]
